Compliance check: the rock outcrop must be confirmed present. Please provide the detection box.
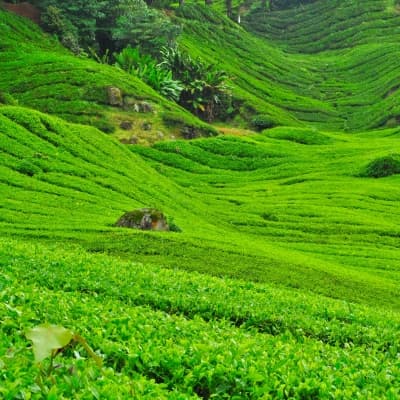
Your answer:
[115,208,169,231]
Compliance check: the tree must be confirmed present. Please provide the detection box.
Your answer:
[111,0,181,55]
[31,0,107,47]
[31,0,180,54]
[225,0,232,19]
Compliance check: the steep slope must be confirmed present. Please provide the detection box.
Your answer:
[0,7,216,142]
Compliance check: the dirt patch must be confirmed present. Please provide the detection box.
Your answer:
[3,2,41,24]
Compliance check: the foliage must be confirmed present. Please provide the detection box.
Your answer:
[4,1,400,395]
[32,0,106,48]
[31,0,180,55]
[15,159,42,176]
[115,46,183,101]
[251,114,276,131]
[362,155,400,178]
[166,216,182,232]
[160,46,231,122]
[270,0,318,10]
[27,325,74,363]
[0,91,18,106]
[111,0,181,55]
[2,239,400,398]
[0,9,214,139]
[41,5,81,54]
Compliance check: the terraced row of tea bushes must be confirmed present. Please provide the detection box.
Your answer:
[3,239,399,350]
[129,131,400,309]
[2,106,400,311]
[4,1,400,132]
[0,106,207,234]
[178,3,400,130]
[244,0,400,53]
[2,239,400,399]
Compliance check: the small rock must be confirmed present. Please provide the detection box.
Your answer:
[181,126,198,139]
[120,121,133,130]
[119,135,138,144]
[157,131,165,139]
[106,86,123,106]
[142,122,152,131]
[122,98,154,113]
[128,136,138,144]
[139,101,154,113]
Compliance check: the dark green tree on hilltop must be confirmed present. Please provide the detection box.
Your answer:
[31,0,106,47]
[111,0,181,55]
[29,0,180,54]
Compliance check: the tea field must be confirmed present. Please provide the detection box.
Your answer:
[2,0,400,398]
[1,104,400,397]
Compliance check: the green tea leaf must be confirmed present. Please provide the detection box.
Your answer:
[26,325,73,363]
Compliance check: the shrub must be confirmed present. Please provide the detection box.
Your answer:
[166,216,182,232]
[114,46,183,102]
[160,46,231,122]
[92,118,116,134]
[251,114,276,131]
[362,155,400,178]
[0,92,18,106]
[15,160,42,177]
[41,5,81,54]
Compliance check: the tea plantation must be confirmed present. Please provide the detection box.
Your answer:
[2,0,400,398]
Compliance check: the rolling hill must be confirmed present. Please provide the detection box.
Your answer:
[2,0,400,398]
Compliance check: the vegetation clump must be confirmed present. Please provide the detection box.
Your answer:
[0,91,18,106]
[114,45,231,122]
[15,159,42,177]
[362,155,400,178]
[251,114,276,131]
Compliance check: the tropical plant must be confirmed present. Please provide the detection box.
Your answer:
[160,46,231,122]
[114,46,183,101]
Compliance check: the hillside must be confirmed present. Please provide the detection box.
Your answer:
[0,7,216,143]
[178,1,400,130]
[3,1,400,133]
[2,0,400,398]
[2,105,400,397]
[2,104,400,308]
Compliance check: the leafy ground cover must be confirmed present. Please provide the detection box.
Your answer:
[2,239,400,399]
